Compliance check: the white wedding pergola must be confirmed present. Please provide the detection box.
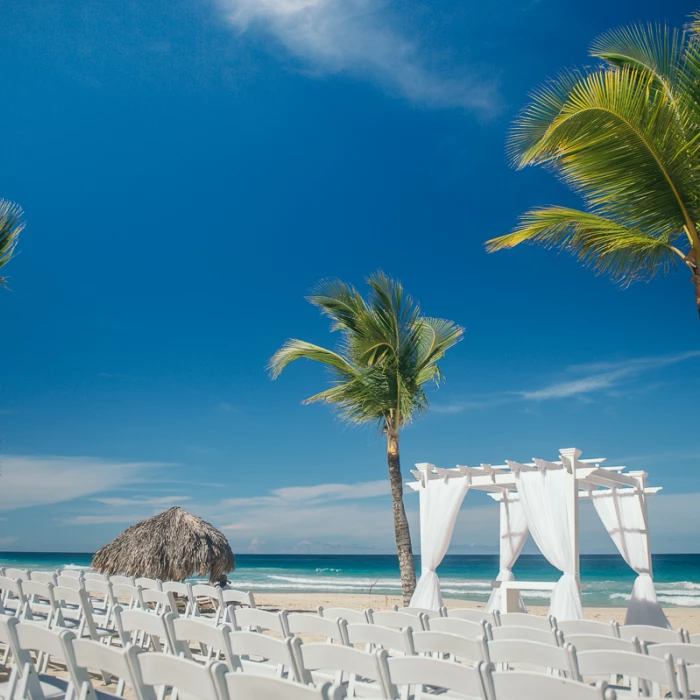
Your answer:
[407,447,669,626]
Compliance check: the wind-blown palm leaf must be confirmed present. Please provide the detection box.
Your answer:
[0,200,25,287]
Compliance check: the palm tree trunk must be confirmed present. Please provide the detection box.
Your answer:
[693,271,700,320]
[387,432,417,606]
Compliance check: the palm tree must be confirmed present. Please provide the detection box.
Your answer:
[486,17,700,319]
[268,272,464,604]
[0,200,25,288]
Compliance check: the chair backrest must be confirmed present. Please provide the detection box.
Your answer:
[412,630,489,664]
[490,625,562,646]
[227,630,302,681]
[619,625,684,645]
[385,655,486,700]
[190,584,223,620]
[83,579,111,598]
[679,660,700,700]
[29,572,57,585]
[21,581,58,624]
[70,638,144,699]
[83,572,108,582]
[648,642,700,664]
[224,673,344,700]
[346,623,415,656]
[394,605,441,618]
[426,615,491,640]
[558,620,619,638]
[483,667,615,700]
[56,574,85,590]
[135,577,162,591]
[688,633,700,645]
[487,639,575,676]
[59,569,83,579]
[141,589,179,614]
[231,607,289,636]
[447,608,499,626]
[318,606,369,624]
[53,585,101,638]
[110,575,136,586]
[134,651,227,700]
[0,576,25,613]
[566,634,641,653]
[369,609,427,631]
[111,583,145,609]
[163,581,190,596]
[287,613,347,643]
[4,568,30,581]
[576,649,680,697]
[299,642,390,696]
[219,588,256,608]
[113,607,177,653]
[169,618,240,672]
[498,613,555,631]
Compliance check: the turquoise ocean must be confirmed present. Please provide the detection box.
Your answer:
[2,553,700,608]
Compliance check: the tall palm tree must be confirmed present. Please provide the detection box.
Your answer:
[0,200,25,288]
[486,17,700,319]
[268,272,464,604]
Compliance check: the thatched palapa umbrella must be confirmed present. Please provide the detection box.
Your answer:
[92,507,235,582]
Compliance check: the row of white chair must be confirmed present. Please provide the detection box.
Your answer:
[0,614,627,700]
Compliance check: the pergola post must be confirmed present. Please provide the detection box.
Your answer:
[629,470,653,579]
[560,448,582,596]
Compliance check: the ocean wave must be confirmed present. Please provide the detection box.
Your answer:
[657,595,700,607]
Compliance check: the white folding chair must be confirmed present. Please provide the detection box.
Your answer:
[393,605,443,618]
[368,610,427,631]
[687,633,700,645]
[412,629,489,664]
[69,637,145,698]
[52,586,118,643]
[447,608,500,627]
[29,573,58,586]
[487,639,576,677]
[109,584,144,612]
[219,588,256,609]
[385,655,487,700]
[319,607,369,624]
[647,642,700,664]
[0,576,26,618]
[230,607,289,636]
[287,613,348,644]
[490,625,562,646]
[83,573,108,583]
[162,582,195,617]
[558,620,620,638]
[227,630,302,680]
[169,617,240,671]
[346,623,415,656]
[190,584,224,624]
[58,570,83,580]
[620,625,684,645]
[82,580,113,626]
[498,613,556,631]
[482,666,615,700]
[135,578,162,591]
[141,589,178,616]
[575,649,680,697]
[566,634,641,653]
[298,643,390,698]
[679,659,700,700]
[56,575,85,591]
[426,615,492,641]
[224,673,345,700]
[109,576,136,587]
[20,581,59,628]
[4,569,30,581]
[112,608,177,653]
[132,651,227,700]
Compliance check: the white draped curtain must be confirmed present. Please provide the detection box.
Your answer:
[410,475,470,610]
[590,487,670,628]
[514,469,583,621]
[486,494,529,613]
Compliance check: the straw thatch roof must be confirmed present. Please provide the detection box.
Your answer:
[92,507,235,582]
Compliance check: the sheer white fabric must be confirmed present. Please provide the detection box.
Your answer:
[590,487,670,628]
[514,469,583,621]
[486,494,529,613]
[410,476,470,610]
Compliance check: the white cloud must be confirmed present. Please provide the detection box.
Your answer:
[0,456,168,511]
[63,514,154,525]
[91,496,189,507]
[216,0,498,112]
[433,350,700,413]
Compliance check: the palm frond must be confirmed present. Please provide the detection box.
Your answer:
[0,200,25,287]
[487,206,684,283]
[307,278,366,333]
[267,339,355,380]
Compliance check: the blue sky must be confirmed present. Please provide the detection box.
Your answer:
[1,0,699,555]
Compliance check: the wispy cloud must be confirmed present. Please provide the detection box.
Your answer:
[0,456,170,511]
[433,350,700,413]
[215,0,499,113]
[91,495,189,508]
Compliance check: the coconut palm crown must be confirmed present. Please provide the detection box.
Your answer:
[486,17,700,319]
[0,200,24,288]
[268,271,464,604]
